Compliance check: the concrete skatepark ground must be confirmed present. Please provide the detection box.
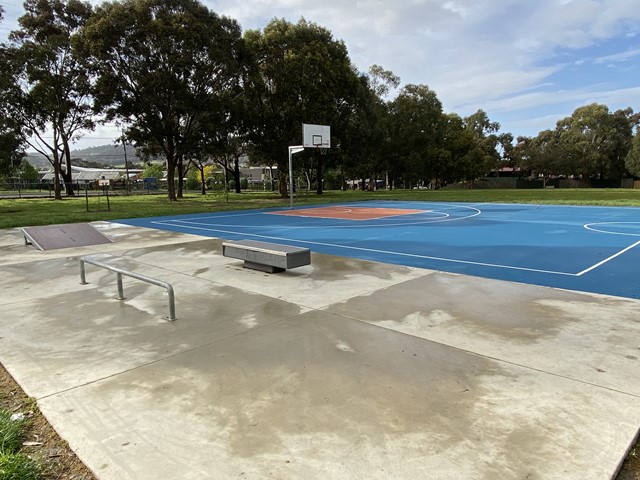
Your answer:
[1,221,639,479]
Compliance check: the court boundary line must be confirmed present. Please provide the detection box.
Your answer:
[150,220,579,276]
[576,240,640,276]
[143,202,640,279]
[584,222,640,237]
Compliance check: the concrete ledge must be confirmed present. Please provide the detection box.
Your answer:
[222,239,311,273]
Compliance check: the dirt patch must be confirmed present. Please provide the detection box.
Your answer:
[618,442,640,480]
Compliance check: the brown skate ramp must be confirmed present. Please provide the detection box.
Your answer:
[22,223,112,250]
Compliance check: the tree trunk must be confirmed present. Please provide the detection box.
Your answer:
[233,156,241,193]
[167,160,177,201]
[62,139,75,196]
[177,157,184,198]
[316,156,323,195]
[279,175,288,197]
[199,165,206,195]
[53,160,63,200]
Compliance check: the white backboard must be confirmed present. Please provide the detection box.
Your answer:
[303,124,331,149]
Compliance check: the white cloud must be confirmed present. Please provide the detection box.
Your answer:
[594,47,640,63]
[3,0,640,147]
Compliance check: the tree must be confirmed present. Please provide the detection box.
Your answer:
[187,156,209,195]
[244,18,361,196]
[341,70,393,190]
[555,103,636,180]
[142,162,163,179]
[77,0,247,201]
[513,104,638,182]
[515,131,561,186]
[459,109,501,186]
[0,7,27,178]
[8,0,95,199]
[20,158,40,182]
[608,108,640,178]
[0,130,25,177]
[368,64,400,98]
[213,135,248,194]
[437,113,474,186]
[626,130,640,178]
[388,84,443,187]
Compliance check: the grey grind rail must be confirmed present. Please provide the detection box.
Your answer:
[79,255,176,321]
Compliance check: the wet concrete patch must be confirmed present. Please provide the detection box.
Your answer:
[37,312,640,480]
[0,278,303,398]
[326,271,640,395]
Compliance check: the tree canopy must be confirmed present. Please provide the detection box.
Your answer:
[626,130,640,178]
[7,0,94,198]
[244,18,361,195]
[516,104,639,182]
[76,0,247,200]
[3,0,639,197]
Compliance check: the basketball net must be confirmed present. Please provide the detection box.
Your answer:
[314,143,329,155]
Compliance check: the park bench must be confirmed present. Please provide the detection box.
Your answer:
[222,239,311,273]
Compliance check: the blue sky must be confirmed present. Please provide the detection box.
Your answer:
[1,0,639,149]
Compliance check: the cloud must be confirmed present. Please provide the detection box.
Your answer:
[3,0,639,146]
[594,47,640,63]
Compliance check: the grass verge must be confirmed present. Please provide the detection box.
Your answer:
[1,188,640,230]
[0,365,96,480]
[0,406,42,480]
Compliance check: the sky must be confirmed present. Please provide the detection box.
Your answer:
[1,0,640,151]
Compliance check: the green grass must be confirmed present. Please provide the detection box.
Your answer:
[1,188,640,230]
[0,452,41,480]
[0,409,41,480]
[0,410,25,454]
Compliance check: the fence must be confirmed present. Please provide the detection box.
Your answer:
[444,177,639,190]
[0,180,168,198]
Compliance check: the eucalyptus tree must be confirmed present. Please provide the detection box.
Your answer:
[244,18,361,196]
[555,103,638,180]
[0,7,25,176]
[340,67,397,190]
[436,113,474,186]
[387,84,443,187]
[7,0,94,199]
[607,108,640,178]
[458,109,501,185]
[514,131,561,186]
[0,127,24,178]
[626,130,640,178]
[76,0,246,201]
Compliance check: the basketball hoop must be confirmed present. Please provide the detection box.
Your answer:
[313,140,329,155]
[303,124,331,151]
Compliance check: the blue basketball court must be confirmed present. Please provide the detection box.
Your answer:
[116,201,640,299]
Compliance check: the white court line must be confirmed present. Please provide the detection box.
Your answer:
[151,220,578,277]
[584,222,640,237]
[150,203,640,278]
[576,240,640,276]
[152,207,477,229]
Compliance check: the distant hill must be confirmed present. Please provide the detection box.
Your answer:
[26,144,148,169]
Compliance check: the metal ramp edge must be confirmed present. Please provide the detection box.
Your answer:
[21,223,113,251]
